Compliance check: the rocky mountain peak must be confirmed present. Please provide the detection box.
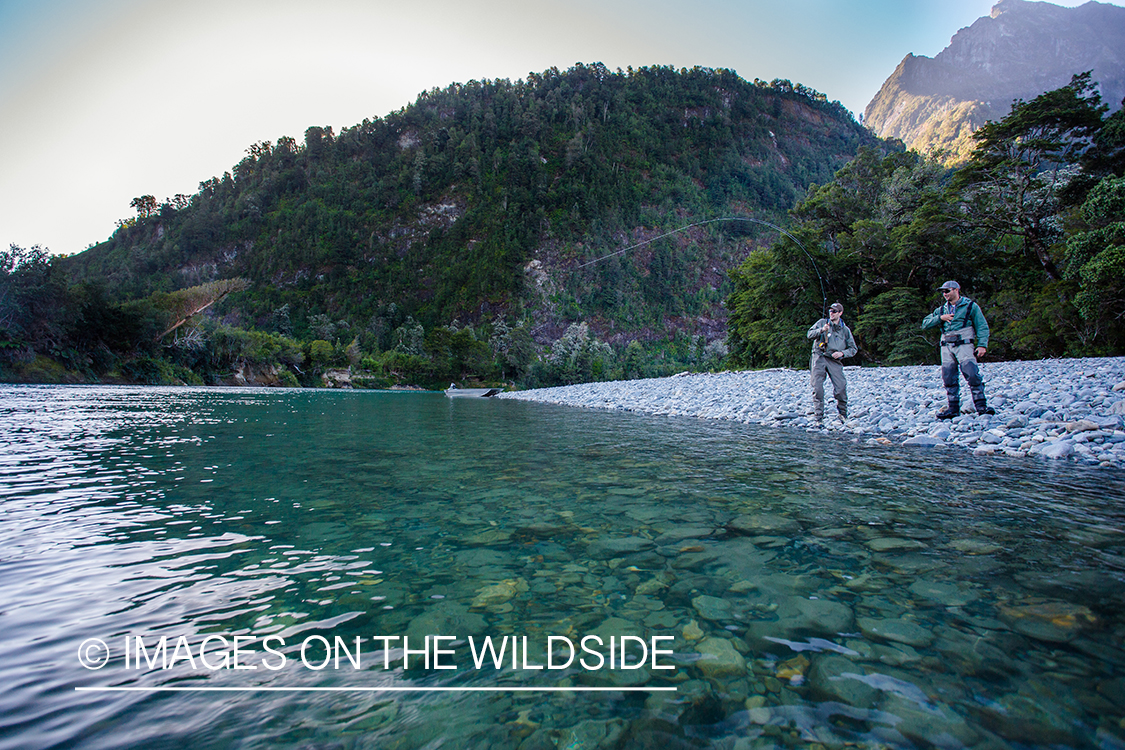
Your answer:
[864,0,1125,162]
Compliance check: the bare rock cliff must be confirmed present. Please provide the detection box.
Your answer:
[864,0,1125,162]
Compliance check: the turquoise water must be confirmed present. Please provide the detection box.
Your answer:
[1,384,1124,749]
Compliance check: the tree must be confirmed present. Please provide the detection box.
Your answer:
[307,339,335,368]
[622,339,645,379]
[853,287,934,365]
[953,72,1107,280]
[427,325,492,382]
[307,313,339,341]
[0,244,73,351]
[1080,102,1125,182]
[392,317,425,355]
[152,278,251,341]
[130,195,158,219]
[489,319,536,381]
[542,322,614,385]
[1063,176,1125,349]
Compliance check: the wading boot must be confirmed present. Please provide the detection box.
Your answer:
[974,399,995,416]
[936,403,959,420]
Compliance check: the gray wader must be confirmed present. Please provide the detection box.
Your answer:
[811,353,847,420]
[941,326,986,412]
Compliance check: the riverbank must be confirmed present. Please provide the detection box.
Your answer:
[500,356,1125,468]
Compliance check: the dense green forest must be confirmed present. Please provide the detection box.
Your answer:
[728,73,1125,368]
[2,64,878,388]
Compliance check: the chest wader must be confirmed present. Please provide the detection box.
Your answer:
[810,351,847,421]
[940,325,987,415]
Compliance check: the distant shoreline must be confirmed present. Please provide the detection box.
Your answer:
[500,357,1125,469]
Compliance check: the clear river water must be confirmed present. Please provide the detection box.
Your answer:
[1,384,1123,750]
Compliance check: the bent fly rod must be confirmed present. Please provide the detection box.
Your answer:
[572,217,828,315]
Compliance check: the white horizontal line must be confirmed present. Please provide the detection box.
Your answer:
[76,686,677,693]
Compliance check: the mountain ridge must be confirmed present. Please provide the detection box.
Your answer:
[865,0,1125,161]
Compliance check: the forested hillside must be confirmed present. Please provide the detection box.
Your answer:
[66,65,872,331]
[2,64,878,387]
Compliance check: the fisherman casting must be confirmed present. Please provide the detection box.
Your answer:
[807,302,857,423]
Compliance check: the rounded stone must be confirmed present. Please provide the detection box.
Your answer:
[692,595,735,623]
[807,654,878,708]
[909,580,979,607]
[856,617,935,647]
[728,513,802,535]
[866,537,927,552]
[587,536,655,559]
[998,601,1097,643]
[694,636,747,679]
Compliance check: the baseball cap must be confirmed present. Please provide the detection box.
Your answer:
[937,280,960,291]
[828,302,843,312]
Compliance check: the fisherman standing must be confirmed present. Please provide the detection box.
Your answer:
[807,302,857,423]
[922,280,994,419]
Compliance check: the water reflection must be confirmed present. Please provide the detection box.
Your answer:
[0,384,1123,749]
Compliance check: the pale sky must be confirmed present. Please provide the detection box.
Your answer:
[0,0,1108,257]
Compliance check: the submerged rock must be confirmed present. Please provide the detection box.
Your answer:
[694,636,746,679]
[462,528,513,545]
[998,599,1098,643]
[807,654,878,708]
[405,601,487,643]
[683,620,705,641]
[882,694,979,749]
[587,536,655,559]
[692,595,735,623]
[775,653,810,685]
[470,578,528,609]
[947,539,1002,555]
[743,596,855,654]
[775,596,855,636]
[866,537,927,552]
[727,513,802,535]
[857,617,935,648]
[556,718,626,750]
[909,580,979,607]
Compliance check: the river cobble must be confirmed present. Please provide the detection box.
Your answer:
[499,357,1125,468]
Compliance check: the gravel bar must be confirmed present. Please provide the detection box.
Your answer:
[499,357,1125,468]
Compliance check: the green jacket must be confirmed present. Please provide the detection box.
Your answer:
[807,318,857,358]
[922,296,990,348]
